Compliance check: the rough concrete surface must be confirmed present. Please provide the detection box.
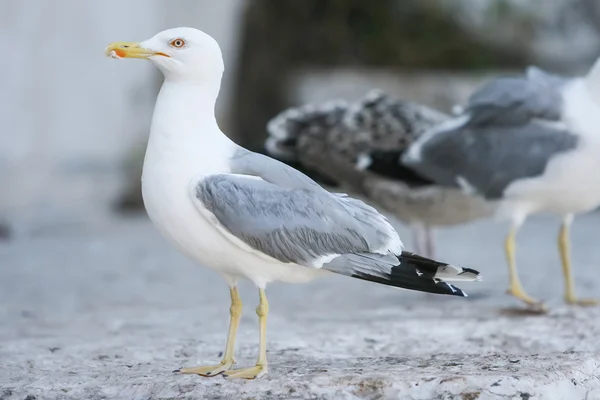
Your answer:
[2,213,600,399]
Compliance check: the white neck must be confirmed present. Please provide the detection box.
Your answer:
[144,79,235,175]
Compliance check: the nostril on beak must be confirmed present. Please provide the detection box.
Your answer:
[122,45,130,48]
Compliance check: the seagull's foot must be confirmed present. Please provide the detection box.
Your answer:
[506,287,548,313]
[565,296,600,307]
[174,359,234,377]
[222,364,267,380]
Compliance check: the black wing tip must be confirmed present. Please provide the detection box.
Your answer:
[353,251,481,297]
[400,252,481,281]
[439,281,468,297]
[360,149,436,186]
[351,268,469,297]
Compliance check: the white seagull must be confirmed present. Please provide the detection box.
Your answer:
[105,27,480,380]
[404,65,600,312]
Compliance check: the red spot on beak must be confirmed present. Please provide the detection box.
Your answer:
[114,49,127,58]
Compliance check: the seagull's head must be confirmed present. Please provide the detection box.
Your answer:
[105,27,224,83]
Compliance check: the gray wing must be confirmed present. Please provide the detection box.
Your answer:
[406,122,578,199]
[403,73,578,199]
[194,173,402,268]
[340,90,447,184]
[343,89,449,152]
[322,90,448,169]
[230,148,324,191]
[264,100,349,186]
[526,66,571,87]
[265,100,348,163]
[465,76,564,126]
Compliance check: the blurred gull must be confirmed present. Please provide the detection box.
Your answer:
[105,28,481,379]
[404,65,600,311]
[266,90,495,259]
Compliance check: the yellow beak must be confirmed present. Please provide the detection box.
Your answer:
[105,42,170,59]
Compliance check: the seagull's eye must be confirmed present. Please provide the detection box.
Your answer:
[170,38,186,49]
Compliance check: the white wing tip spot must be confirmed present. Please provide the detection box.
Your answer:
[404,143,423,163]
[456,176,478,196]
[451,104,464,115]
[355,153,373,170]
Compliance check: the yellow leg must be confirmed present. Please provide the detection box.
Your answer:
[505,226,547,312]
[223,288,269,379]
[176,286,242,376]
[559,219,599,306]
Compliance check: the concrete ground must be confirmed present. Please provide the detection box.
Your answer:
[1,213,600,399]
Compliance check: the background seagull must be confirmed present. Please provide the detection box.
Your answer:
[403,64,600,311]
[106,28,481,379]
[266,90,494,258]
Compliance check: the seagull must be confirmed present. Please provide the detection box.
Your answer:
[266,90,494,258]
[105,27,481,380]
[403,64,600,311]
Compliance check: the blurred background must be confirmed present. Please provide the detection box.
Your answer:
[3,0,600,237]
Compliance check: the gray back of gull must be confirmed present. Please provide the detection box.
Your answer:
[230,149,323,191]
[404,74,578,200]
[465,76,564,126]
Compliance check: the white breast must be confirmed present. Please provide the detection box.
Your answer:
[141,142,235,270]
[141,137,327,287]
